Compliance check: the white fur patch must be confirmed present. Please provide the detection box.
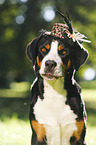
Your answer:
[39,40,62,78]
[34,78,77,145]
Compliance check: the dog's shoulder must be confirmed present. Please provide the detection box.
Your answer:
[30,77,44,104]
[73,80,82,94]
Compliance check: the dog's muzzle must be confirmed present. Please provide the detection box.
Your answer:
[45,60,57,73]
[40,59,62,80]
[41,60,57,79]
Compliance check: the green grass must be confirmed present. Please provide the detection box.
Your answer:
[86,127,96,145]
[0,82,96,145]
[82,89,96,145]
[0,116,96,145]
[0,117,31,145]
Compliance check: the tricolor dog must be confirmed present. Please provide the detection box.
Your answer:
[26,12,90,145]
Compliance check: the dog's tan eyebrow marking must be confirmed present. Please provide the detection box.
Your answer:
[72,120,84,142]
[32,120,46,141]
[45,44,50,49]
[58,45,64,51]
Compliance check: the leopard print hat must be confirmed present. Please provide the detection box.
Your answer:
[51,23,71,39]
[44,11,91,43]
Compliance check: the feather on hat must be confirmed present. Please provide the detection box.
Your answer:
[44,11,91,44]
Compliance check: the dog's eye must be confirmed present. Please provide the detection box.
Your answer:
[41,44,50,52]
[60,49,67,56]
[39,43,50,56]
[42,48,46,52]
[40,46,49,56]
[58,45,69,57]
[62,50,67,54]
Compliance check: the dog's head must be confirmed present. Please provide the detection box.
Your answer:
[26,34,88,80]
[26,13,89,80]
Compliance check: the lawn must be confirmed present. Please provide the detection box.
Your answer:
[0,117,31,145]
[82,90,96,145]
[0,82,96,145]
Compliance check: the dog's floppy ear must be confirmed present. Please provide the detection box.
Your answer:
[71,41,88,71]
[26,35,42,65]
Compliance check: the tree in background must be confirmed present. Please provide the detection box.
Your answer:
[0,0,96,87]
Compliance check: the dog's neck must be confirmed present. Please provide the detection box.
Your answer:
[37,68,75,99]
[44,77,67,97]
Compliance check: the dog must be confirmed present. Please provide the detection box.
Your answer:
[26,12,90,145]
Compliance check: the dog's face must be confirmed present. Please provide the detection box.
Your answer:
[26,35,88,80]
[39,37,71,80]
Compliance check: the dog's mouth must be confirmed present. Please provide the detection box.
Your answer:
[41,73,62,80]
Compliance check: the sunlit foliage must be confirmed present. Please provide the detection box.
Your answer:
[0,0,96,87]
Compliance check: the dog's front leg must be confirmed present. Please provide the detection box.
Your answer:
[70,120,86,145]
[31,120,47,145]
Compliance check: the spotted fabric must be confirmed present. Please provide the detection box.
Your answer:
[51,23,71,39]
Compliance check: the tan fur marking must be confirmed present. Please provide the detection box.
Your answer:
[39,61,42,67]
[73,120,84,141]
[62,59,71,76]
[37,56,42,67]
[62,63,66,76]
[37,56,40,66]
[45,44,50,49]
[67,59,71,69]
[58,45,63,51]
[32,120,46,141]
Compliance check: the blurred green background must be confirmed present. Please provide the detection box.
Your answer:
[0,0,96,145]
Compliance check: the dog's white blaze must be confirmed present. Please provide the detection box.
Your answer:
[34,79,77,145]
[39,40,62,76]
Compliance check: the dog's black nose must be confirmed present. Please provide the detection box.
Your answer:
[45,60,57,71]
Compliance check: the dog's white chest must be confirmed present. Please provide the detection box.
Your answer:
[34,79,77,145]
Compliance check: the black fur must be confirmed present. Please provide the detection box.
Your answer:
[26,27,88,145]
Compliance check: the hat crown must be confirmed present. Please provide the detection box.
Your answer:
[51,23,70,39]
